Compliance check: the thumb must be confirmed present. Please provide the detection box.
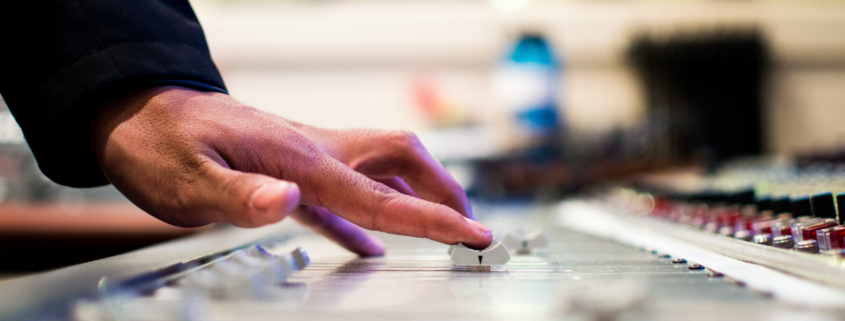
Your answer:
[202,166,301,228]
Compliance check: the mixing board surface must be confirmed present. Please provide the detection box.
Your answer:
[274,226,777,321]
[2,203,843,320]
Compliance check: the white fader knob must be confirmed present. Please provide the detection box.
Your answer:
[244,245,310,283]
[503,229,548,254]
[449,238,510,272]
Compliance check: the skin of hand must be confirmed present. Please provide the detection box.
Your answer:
[89,86,493,256]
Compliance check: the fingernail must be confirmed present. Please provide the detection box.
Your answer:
[250,182,290,211]
[465,217,492,237]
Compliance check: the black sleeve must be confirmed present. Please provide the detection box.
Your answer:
[0,0,227,187]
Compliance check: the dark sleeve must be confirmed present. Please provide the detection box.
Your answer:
[0,0,227,187]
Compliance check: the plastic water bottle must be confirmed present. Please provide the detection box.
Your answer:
[492,33,562,156]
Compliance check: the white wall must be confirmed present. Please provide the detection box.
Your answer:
[192,0,845,155]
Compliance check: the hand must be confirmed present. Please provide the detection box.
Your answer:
[90,86,493,256]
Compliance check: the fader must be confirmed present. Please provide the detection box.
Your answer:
[448,237,510,272]
[502,228,548,254]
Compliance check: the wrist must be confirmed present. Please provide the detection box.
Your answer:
[89,85,210,154]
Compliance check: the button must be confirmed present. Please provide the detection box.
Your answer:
[179,261,268,300]
[244,245,310,283]
[791,196,813,218]
[753,234,772,246]
[771,221,793,238]
[181,269,219,296]
[818,228,835,251]
[234,247,290,284]
[811,192,837,219]
[833,226,845,250]
[450,238,510,271]
[772,235,794,249]
[790,218,822,242]
[795,240,820,254]
[290,247,310,271]
[208,260,269,300]
[800,221,837,243]
[751,219,774,236]
[276,247,311,278]
[502,229,548,254]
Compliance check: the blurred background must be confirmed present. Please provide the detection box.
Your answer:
[1,0,844,275]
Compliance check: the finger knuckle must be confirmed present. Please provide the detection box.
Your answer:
[369,179,395,196]
[366,183,400,232]
[385,130,422,151]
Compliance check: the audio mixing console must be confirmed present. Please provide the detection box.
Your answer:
[603,162,845,285]
[2,193,845,320]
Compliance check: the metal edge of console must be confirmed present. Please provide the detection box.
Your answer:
[0,220,304,320]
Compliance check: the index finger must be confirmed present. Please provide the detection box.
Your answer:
[334,130,475,219]
[299,156,492,249]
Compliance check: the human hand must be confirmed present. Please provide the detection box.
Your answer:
[90,86,493,256]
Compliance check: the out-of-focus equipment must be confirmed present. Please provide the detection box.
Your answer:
[502,228,548,254]
[628,30,768,163]
[598,158,845,288]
